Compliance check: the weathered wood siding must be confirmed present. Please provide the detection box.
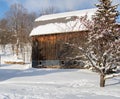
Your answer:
[31,31,88,67]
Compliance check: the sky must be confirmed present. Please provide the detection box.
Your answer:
[0,0,120,22]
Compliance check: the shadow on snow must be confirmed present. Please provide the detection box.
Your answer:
[0,66,78,82]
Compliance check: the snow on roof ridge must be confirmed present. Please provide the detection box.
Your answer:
[30,8,97,36]
[35,8,97,22]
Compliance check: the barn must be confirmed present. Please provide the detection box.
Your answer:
[30,8,97,68]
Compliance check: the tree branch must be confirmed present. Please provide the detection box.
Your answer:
[105,73,120,80]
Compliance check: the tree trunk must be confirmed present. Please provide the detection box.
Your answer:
[16,39,19,58]
[100,74,105,87]
[12,44,14,55]
[16,44,19,57]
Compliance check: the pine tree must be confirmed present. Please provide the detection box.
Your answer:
[88,0,120,87]
[93,0,119,40]
[57,0,120,87]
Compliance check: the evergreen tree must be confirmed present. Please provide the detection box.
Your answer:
[93,0,119,40]
[88,0,120,87]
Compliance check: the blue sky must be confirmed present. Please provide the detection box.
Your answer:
[0,0,120,22]
[0,0,9,18]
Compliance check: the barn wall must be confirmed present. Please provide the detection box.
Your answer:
[31,31,88,67]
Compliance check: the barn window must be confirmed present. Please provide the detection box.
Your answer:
[35,39,38,46]
[73,60,78,65]
[39,61,42,65]
[60,60,65,65]
[33,39,39,48]
[38,61,44,67]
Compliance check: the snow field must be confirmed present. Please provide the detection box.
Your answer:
[0,45,120,99]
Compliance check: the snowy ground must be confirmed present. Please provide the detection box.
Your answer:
[0,46,120,99]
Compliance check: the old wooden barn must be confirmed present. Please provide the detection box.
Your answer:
[30,8,97,68]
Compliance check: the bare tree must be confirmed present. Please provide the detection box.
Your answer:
[0,19,14,52]
[0,19,7,51]
[5,3,36,58]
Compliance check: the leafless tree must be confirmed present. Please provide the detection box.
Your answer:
[0,19,14,52]
[5,3,36,58]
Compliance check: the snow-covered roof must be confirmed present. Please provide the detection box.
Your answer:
[30,8,97,36]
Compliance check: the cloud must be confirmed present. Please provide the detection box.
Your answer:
[23,0,51,11]
[20,0,99,13]
[24,0,98,12]
[113,0,120,4]
[4,0,120,13]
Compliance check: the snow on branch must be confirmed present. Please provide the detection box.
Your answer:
[105,73,120,80]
